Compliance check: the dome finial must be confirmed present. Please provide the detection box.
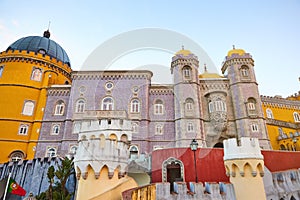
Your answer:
[43,21,51,38]
[204,63,207,72]
[182,45,184,50]
[233,45,235,49]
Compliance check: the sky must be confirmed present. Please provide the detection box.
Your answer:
[0,0,299,97]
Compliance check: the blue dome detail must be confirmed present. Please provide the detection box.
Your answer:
[7,35,71,67]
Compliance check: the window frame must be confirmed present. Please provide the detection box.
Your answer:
[155,123,164,135]
[251,123,259,132]
[294,112,300,122]
[266,108,274,119]
[154,99,164,115]
[22,100,35,116]
[0,65,4,78]
[187,122,194,132]
[102,97,114,110]
[46,147,57,158]
[54,101,65,115]
[30,67,43,81]
[182,66,192,79]
[75,99,86,113]
[18,124,29,135]
[51,123,61,135]
[130,99,140,113]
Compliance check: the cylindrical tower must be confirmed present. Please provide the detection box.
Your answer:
[224,137,266,200]
[0,30,72,162]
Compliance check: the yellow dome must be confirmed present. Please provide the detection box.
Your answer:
[199,72,223,78]
[175,49,193,56]
[227,48,246,57]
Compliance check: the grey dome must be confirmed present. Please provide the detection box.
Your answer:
[7,35,71,67]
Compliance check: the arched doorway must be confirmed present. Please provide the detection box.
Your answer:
[214,142,224,148]
[162,157,184,192]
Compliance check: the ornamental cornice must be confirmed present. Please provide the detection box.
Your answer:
[200,82,229,91]
[221,57,254,74]
[47,86,71,96]
[71,70,153,80]
[0,50,71,79]
[149,85,173,94]
[171,59,199,68]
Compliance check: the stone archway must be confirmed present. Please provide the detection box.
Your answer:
[162,157,184,191]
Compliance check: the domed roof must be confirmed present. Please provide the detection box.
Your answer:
[227,46,246,57]
[175,46,194,56]
[6,31,71,66]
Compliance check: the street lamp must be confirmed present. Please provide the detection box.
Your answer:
[190,139,198,183]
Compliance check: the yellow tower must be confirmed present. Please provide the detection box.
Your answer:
[0,30,72,163]
[224,137,266,200]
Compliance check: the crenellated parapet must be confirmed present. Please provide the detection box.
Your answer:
[221,53,254,74]
[0,50,71,79]
[71,70,153,81]
[261,95,300,110]
[149,85,173,95]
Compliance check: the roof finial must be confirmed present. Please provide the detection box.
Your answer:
[204,64,207,72]
[182,45,184,50]
[233,45,235,49]
[43,21,51,38]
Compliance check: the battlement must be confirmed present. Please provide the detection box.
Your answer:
[122,182,236,200]
[224,137,263,160]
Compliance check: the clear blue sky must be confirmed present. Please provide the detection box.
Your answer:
[0,0,299,97]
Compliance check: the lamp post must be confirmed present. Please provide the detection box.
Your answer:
[190,139,198,183]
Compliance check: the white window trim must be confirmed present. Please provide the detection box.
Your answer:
[46,147,57,158]
[54,101,65,115]
[130,99,140,113]
[51,123,61,135]
[22,100,35,116]
[251,124,259,132]
[266,108,274,119]
[75,99,86,113]
[293,112,300,122]
[102,97,114,110]
[132,122,139,133]
[18,124,29,135]
[154,100,164,115]
[30,67,43,81]
[155,124,164,135]
[187,122,194,132]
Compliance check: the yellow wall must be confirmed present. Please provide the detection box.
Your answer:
[262,101,300,151]
[76,166,138,200]
[0,50,71,163]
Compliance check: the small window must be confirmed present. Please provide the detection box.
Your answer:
[240,65,249,77]
[69,145,78,155]
[293,112,300,122]
[22,101,35,116]
[187,122,194,132]
[108,119,112,125]
[251,124,259,132]
[185,98,194,111]
[130,99,140,113]
[132,122,138,133]
[154,99,164,115]
[129,145,139,159]
[247,98,256,111]
[51,123,60,135]
[102,97,114,110]
[105,82,114,90]
[182,66,191,78]
[46,147,57,157]
[208,99,226,113]
[155,124,164,135]
[30,67,43,81]
[75,99,85,113]
[266,108,273,119]
[0,66,4,78]
[54,101,65,115]
[18,124,29,135]
[9,151,24,162]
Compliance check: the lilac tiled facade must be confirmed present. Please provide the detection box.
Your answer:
[35,50,271,159]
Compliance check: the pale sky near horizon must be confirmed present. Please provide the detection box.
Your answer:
[0,0,299,97]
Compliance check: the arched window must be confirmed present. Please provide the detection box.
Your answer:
[130,99,140,113]
[240,65,249,77]
[251,123,259,132]
[182,66,191,79]
[247,98,257,114]
[185,98,194,111]
[208,99,226,113]
[293,112,300,122]
[54,100,65,115]
[129,145,139,159]
[51,123,60,135]
[155,124,164,135]
[22,101,35,116]
[132,122,138,133]
[187,122,194,132]
[9,151,24,162]
[266,108,273,119]
[102,97,114,110]
[154,99,164,115]
[75,99,85,113]
[46,147,57,157]
[18,124,29,135]
[0,66,4,78]
[69,145,78,155]
[31,67,42,81]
